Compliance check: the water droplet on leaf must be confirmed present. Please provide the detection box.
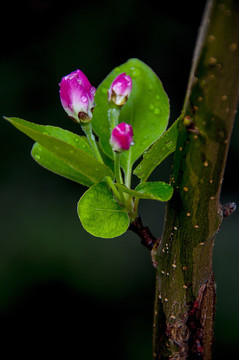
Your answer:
[131,67,141,78]
[101,88,108,94]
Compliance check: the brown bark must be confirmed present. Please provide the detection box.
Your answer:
[152,1,239,359]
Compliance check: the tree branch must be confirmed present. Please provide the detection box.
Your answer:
[129,216,157,250]
[153,0,239,359]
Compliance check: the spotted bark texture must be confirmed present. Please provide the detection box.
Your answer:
[153,1,239,359]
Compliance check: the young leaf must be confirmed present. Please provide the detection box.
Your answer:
[77,182,130,238]
[31,143,94,187]
[4,117,114,184]
[116,181,173,201]
[134,118,179,180]
[91,58,170,172]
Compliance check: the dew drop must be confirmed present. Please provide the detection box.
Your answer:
[101,88,108,94]
[154,108,160,115]
[74,137,79,143]
[81,95,88,103]
[131,67,141,78]
[35,154,40,160]
[115,67,120,73]
[149,104,154,111]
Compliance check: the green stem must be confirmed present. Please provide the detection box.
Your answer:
[132,196,140,221]
[114,152,123,184]
[81,122,122,203]
[114,152,126,204]
[124,148,132,189]
[108,105,121,132]
[104,176,122,203]
[81,122,103,163]
[123,148,134,213]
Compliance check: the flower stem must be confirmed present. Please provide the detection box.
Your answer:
[81,123,122,203]
[81,122,103,163]
[114,152,126,204]
[114,152,123,184]
[124,148,132,189]
[108,105,121,132]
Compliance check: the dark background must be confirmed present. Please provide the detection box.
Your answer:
[0,0,238,358]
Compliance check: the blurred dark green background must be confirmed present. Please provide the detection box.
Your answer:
[0,0,238,358]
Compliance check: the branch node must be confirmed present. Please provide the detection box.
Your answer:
[129,216,157,251]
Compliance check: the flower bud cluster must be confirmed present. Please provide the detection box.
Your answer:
[59,69,134,152]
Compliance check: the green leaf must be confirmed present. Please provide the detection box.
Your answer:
[4,117,114,184]
[116,181,173,201]
[91,58,170,172]
[31,143,94,187]
[134,118,179,180]
[77,182,130,238]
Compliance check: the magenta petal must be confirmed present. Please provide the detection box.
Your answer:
[108,73,132,106]
[59,77,73,111]
[110,122,134,152]
[112,73,132,96]
[59,69,96,122]
[75,70,92,91]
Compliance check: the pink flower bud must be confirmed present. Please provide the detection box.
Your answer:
[59,70,96,123]
[110,122,134,152]
[108,73,132,106]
